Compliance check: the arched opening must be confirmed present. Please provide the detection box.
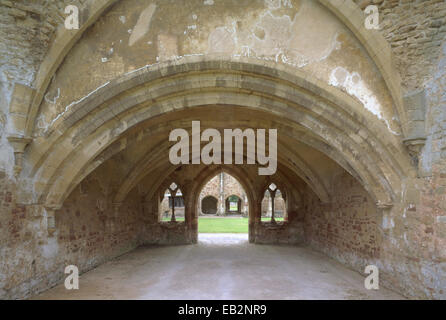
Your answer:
[159,183,184,222]
[196,172,250,234]
[27,60,402,295]
[32,58,413,213]
[201,196,218,215]
[261,183,287,223]
[225,195,242,215]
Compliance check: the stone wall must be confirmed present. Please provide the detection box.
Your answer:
[0,0,86,173]
[0,163,144,299]
[302,168,446,299]
[354,0,446,90]
[198,173,248,215]
[303,171,380,273]
[422,40,446,175]
[139,222,193,245]
[254,220,305,244]
[404,39,446,299]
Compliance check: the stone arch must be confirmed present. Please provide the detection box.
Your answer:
[201,196,218,215]
[318,0,407,135]
[189,165,257,240]
[22,58,416,213]
[26,0,408,139]
[191,165,256,220]
[109,119,327,206]
[225,195,242,214]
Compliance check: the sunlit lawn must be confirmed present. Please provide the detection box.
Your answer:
[161,217,284,233]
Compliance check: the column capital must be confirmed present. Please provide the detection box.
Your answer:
[376,202,393,210]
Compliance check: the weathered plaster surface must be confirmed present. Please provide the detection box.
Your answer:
[34,0,400,139]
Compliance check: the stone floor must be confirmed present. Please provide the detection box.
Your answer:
[32,234,404,300]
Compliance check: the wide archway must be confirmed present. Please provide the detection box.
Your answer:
[225,195,242,214]
[5,0,443,301]
[26,58,413,213]
[20,57,411,261]
[19,56,411,296]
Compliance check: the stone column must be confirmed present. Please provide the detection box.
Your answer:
[219,172,225,215]
[267,193,272,217]
[109,202,122,233]
[270,190,276,223]
[170,196,176,222]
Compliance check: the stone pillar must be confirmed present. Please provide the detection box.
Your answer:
[266,193,272,217]
[142,199,156,223]
[249,190,262,244]
[109,202,122,233]
[270,190,276,223]
[184,193,198,244]
[219,172,225,215]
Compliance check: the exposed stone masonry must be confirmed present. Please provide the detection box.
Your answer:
[354,0,446,90]
[1,0,445,301]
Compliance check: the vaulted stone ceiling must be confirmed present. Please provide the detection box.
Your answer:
[1,0,446,300]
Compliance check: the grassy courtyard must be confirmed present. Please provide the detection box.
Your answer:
[162,217,284,233]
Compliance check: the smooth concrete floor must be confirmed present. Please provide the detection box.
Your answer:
[33,234,404,300]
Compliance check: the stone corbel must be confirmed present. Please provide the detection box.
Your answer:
[376,202,393,211]
[376,202,393,234]
[403,137,427,161]
[7,135,32,178]
[9,83,35,133]
[403,89,427,167]
[45,207,58,236]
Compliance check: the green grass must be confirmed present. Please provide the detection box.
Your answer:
[199,217,249,233]
[162,217,284,233]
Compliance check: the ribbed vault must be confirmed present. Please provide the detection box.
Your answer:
[22,58,415,211]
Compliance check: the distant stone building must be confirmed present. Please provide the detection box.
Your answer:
[198,173,248,216]
[160,173,251,218]
[160,173,286,218]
